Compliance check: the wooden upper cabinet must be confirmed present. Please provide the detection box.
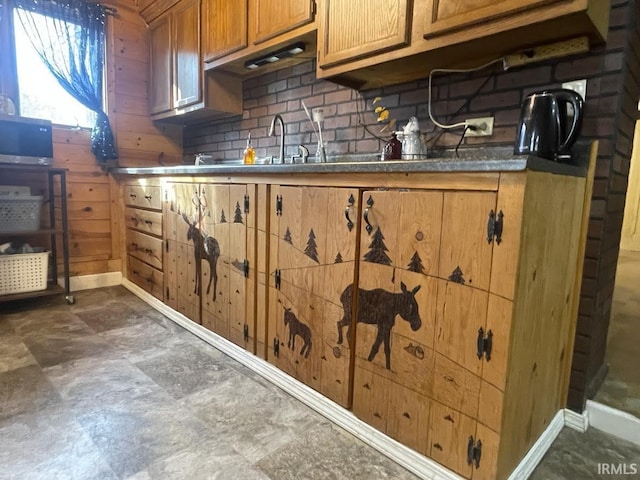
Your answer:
[202,0,248,62]
[319,0,412,68]
[424,0,562,37]
[249,0,315,45]
[173,0,201,108]
[149,16,172,114]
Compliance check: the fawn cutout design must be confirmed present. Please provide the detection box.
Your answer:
[182,213,221,301]
[284,308,312,358]
[336,282,422,370]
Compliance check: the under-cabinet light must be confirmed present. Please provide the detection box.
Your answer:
[244,42,306,70]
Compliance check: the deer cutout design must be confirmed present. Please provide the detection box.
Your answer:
[284,308,312,358]
[182,213,221,301]
[336,282,422,370]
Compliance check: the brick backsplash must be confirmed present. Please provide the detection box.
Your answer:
[185,0,639,413]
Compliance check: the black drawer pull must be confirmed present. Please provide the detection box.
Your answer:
[145,194,152,201]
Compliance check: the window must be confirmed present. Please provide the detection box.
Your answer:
[13,8,96,128]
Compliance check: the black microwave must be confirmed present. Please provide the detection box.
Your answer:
[0,113,54,166]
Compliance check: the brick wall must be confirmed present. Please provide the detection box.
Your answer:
[184,0,639,412]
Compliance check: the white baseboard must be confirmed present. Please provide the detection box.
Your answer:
[507,409,565,480]
[564,408,589,432]
[62,272,122,292]
[586,400,640,447]
[119,279,598,480]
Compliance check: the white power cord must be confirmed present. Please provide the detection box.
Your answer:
[428,57,508,130]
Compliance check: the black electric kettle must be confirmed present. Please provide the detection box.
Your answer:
[514,89,583,162]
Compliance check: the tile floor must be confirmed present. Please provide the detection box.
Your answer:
[594,249,640,418]
[1,286,639,480]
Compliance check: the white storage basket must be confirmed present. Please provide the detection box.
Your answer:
[0,252,50,295]
[0,195,44,232]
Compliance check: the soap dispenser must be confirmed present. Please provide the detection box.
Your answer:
[243,133,255,165]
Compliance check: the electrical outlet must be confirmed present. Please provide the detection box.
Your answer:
[562,79,587,100]
[464,117,494,137]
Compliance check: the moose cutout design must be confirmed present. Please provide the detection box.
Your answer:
[182,213,221,301]
[337,282,422,370]
[284,308,312,358]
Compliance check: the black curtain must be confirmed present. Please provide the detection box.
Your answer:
[15,0,117,163]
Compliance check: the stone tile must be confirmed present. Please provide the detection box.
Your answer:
[530,427,640,480]
[0,317,15,335]
[180,371,323,463]
[0,364,62,422]
[256,422,420,480]
[0,334,37,373]
[101,321,207,364]
[133,343,235,399]
[76,390,214,478]
[45,356,163,415]
[126,438,270,480]
[0,403,116,480]
[10,310,93,339]
[69,285,138,313]
[75,301,159,333]
[22,332,113,369]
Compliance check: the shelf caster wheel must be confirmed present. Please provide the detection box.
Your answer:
[65,295,75,305]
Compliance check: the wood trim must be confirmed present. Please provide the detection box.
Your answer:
[153,172,501,190]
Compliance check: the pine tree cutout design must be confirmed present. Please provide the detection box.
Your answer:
[304,229,319,263]
[407,251,425,274]
[283,227,293,244]
[448,266,465,284]
[363,227,392,265]
[335,252,343,263]
[220,209,227,223]
[233,202,243,224]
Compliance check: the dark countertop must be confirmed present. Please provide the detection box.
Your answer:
[111,145,590,177]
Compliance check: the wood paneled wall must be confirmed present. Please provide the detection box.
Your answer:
[11,2,182,279]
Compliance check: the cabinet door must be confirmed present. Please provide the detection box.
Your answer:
[249,0,314,45]
[202,0,248,62]
[173,0,201,108]
[268,186,358,408]
[352,190,441,451]
[200,184,250,350]
[423,0,561,37]
[439,191,496,292]
[149,15,172,114]
[319,0,412,68]
[164,182,201,322]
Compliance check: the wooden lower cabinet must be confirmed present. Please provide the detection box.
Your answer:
[122,166,587,479]
[124,181,165,300]
[268,186,359,408]
[163,180,256,351]
[263,171,585,479]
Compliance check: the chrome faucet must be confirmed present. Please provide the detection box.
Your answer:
[268,114,285,164]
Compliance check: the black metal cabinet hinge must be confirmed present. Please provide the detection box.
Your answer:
[467,436,482,468]
[165,239,169,252]
[274,269,281,290]
[166,287,170,299]
[244,194,250,214]
[487,209,504,245]
[243,259,250,278]
[243,324,249,342]
[273,337,280,357]
[476,327,493,361]
[276,195,283,216]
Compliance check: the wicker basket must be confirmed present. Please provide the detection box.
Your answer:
[0,252,50,295]
[0,195,43,232]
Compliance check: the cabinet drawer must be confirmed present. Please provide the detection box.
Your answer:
[128,255,164,300]
[125,208,163,237]
[126,229,163,270]
[124,185,162,210]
